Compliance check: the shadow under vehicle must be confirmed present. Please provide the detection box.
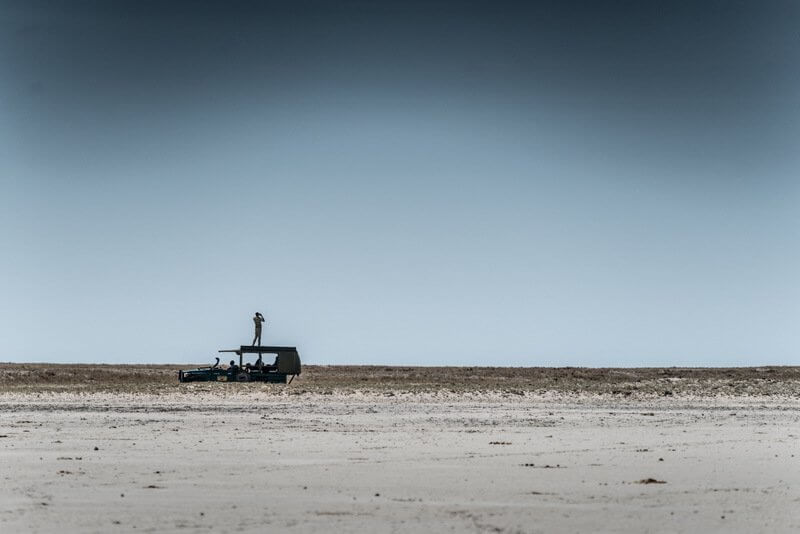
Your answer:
[178,346,301,384]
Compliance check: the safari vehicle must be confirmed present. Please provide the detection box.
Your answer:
[178,345,301,384]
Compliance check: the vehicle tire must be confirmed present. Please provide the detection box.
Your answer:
[236,372,250,382]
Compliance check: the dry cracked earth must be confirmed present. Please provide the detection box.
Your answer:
[1,364,799,533]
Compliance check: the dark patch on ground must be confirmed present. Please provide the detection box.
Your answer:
[0,363,798,396]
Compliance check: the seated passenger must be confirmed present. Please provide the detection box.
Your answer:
[228,360,239,376]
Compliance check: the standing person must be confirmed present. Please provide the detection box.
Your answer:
[252,312,265,346]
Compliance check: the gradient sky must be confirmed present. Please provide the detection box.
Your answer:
[2,1,798,365]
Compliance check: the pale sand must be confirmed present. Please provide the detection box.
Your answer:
[1,390,799,533]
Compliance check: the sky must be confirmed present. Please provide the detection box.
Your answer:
[1,0,798,366]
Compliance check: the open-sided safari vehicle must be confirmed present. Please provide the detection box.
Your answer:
[178,346,301,384]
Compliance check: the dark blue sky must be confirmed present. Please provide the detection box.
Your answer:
[2,1,798,364]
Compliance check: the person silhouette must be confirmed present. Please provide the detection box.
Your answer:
[252,312,265,346]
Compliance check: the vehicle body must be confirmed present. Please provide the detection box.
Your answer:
[178,345,301,384]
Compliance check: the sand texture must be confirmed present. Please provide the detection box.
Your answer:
[1,364,799,533]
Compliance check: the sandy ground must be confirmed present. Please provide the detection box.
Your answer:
[1,365,799,533]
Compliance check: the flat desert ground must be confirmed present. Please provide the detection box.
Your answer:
[1,364,799,533]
